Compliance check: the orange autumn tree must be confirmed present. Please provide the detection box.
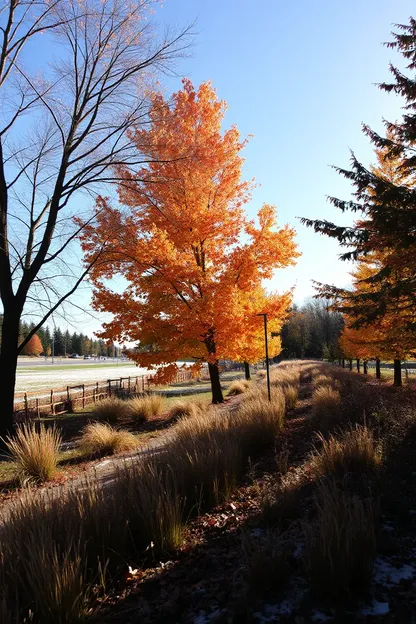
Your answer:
[22,334,43,357]
[80,80,299,402]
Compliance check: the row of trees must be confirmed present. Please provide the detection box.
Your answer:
[280,300,344,360]
[0,316,120,357]
[303,18,416,386]
[19,322,119,358]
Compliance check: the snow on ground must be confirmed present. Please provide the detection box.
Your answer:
[373,557,415,588]
[15,364,155,394]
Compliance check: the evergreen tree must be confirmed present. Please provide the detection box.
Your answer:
[302,18,416,330]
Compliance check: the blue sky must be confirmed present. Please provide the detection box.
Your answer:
[150,0,413,301]
[15,0,416,335]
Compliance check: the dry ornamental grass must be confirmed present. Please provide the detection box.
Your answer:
[91,397,129,423]
[77,422,137,456]
[126,394,164,421]
[227,379,251,395]
[310,425,382,479]
[312,385,342,430]
[3,423,61,483]
[303,479,377,598]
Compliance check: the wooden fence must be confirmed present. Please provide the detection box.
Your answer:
[13,368,194,421]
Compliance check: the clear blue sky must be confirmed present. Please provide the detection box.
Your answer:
[39,1,416,334]
[151,0,413,300]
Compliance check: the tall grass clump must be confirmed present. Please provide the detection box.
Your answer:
[92,397,129,423]
[3,423,61,483]
[313,374,334,388]
[126,393,164,422]
[77,422,137,457]
[233,391,285,454]
[114,458,184,552]
[227,379,250,396]
[283,384,298,409]
[167,398,207,420]
[303,480,377,598]
[312,385,342,430]
[310,426,382,480]
[170,411,243,509]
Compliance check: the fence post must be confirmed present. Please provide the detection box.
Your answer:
[82,384,85,409]
[108,380,111,397]
[51,389,54,415]
[24,393,28,419]
[142,376,145,393]
[36,398,40,418]
[128,377,131,393]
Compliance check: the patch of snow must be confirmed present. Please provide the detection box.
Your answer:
[254,582,307,622]
[250,528,264,537]
[95,459,112,469]
[294,543,303,559]
[311,611,334,622]
[374,557,415,587]
[361,600,389,616]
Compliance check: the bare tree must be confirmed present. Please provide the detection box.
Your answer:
[0,0,192,436]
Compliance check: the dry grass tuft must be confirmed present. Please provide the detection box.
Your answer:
[125,394,164,422]
[312,385,342,430]
[256,369,267,378]
[91,397,129,423]
[303,480,377,598]
[77,422,137,457]
[283,384,298,409]
[227,379,250,396]
[234,391,285,453]
[3,423,61,483]
[167,398,207,420]
[313,374,334,388]
[310,425,382,479]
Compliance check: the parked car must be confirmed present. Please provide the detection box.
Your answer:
[84,355,91,359]
[69,353,80,359]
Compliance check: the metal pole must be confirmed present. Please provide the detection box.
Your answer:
[263,314,271,402]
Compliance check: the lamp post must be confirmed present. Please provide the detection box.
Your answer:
[257,313,271,402]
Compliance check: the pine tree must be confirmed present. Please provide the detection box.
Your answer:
[302,19,416,330]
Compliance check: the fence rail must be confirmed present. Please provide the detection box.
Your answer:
[13,368,194,421]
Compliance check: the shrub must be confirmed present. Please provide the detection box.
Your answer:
[77,423,137,457]
[310,426,382,480]
[311,385,342,430]
[303,480,377,598]
[91,397,129,423]
[227,379,250,396]
[125,394,164,422]
[3,423,61,483]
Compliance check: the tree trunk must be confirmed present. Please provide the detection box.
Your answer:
[376,357,381,379]
[363,360,368,375]
[356,358,360,373]
[349,359,353,371]
[0,307,21,438]
[208,361,224,403]
[342,359,345,368]
[393,359,402,387]
[244,361,251,381]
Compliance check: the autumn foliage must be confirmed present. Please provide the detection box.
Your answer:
[21,334,43,357]
[80,80,299,401]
